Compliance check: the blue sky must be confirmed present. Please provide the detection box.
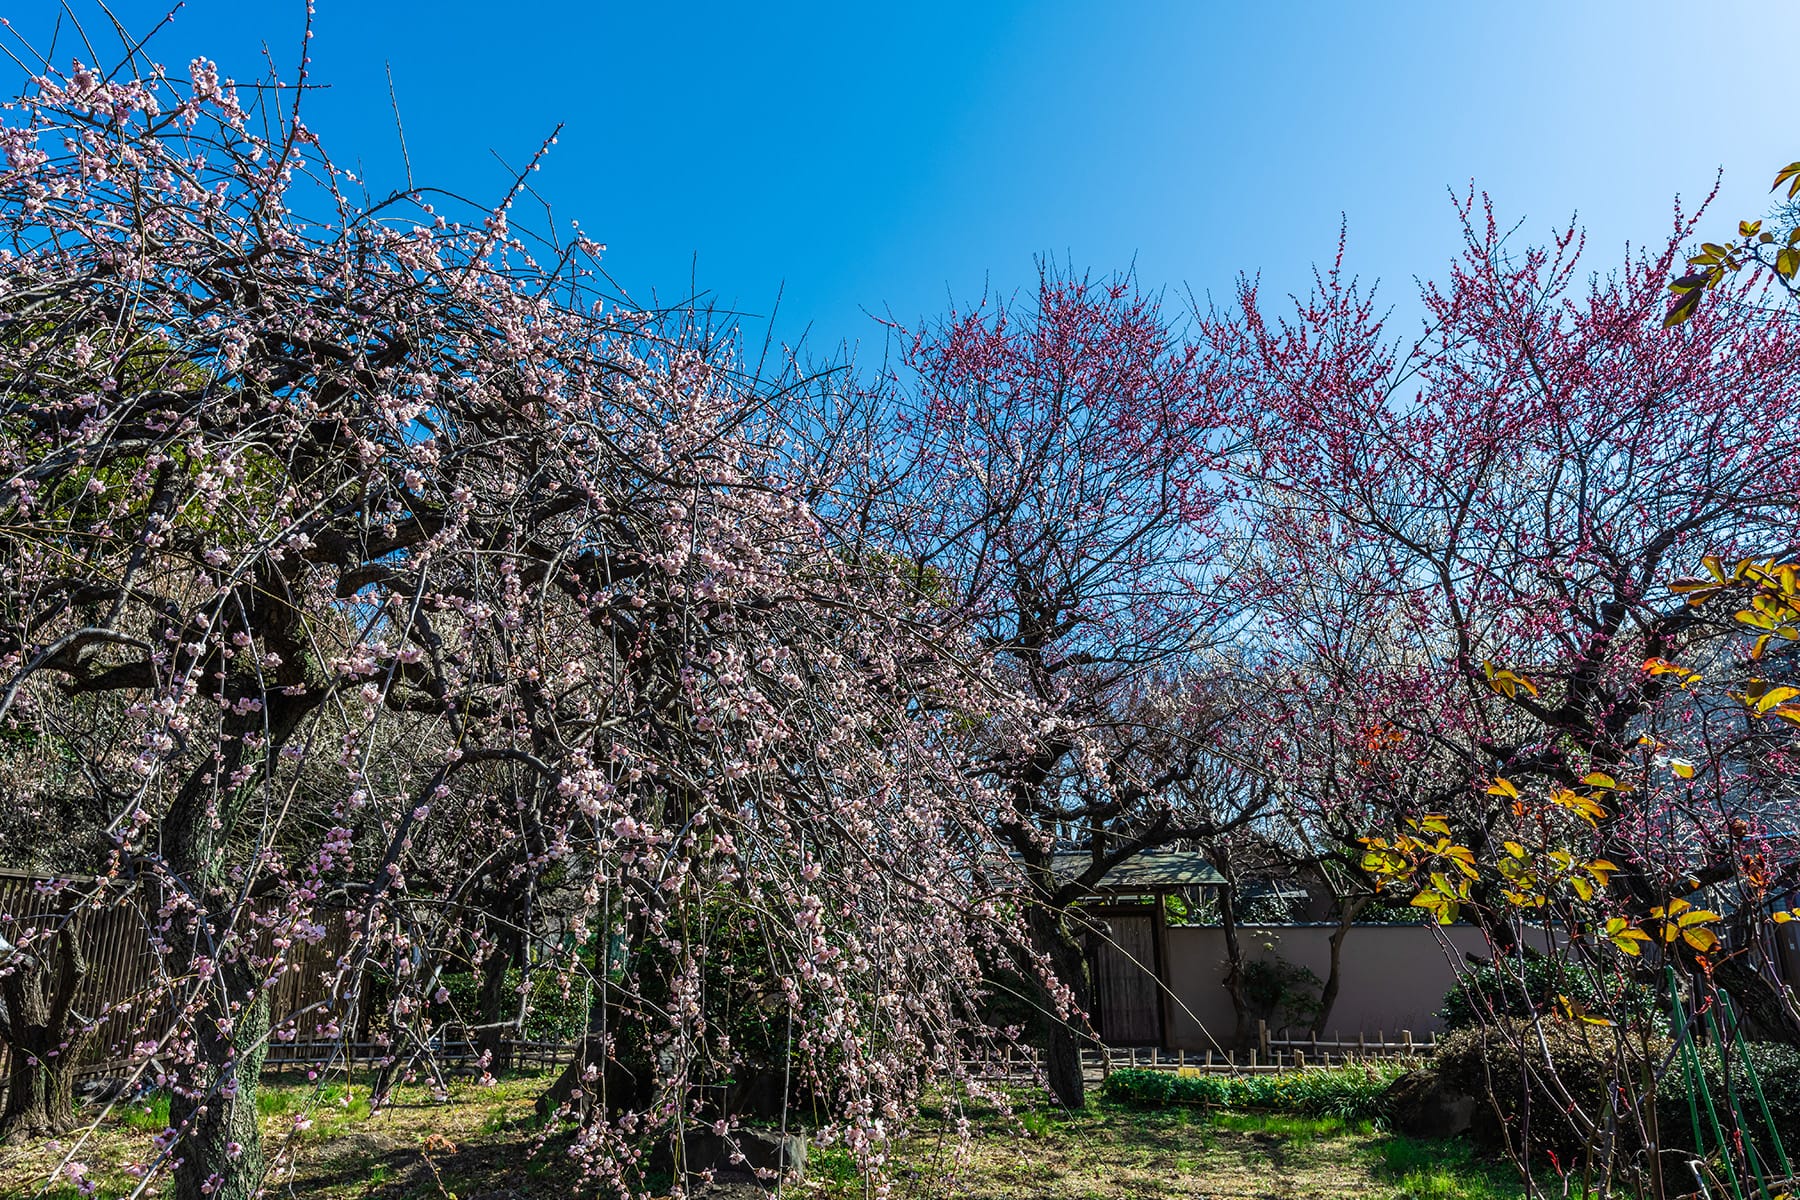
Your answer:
[8,2,1799,358]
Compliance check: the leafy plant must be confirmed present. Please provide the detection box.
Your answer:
[1243,956,1324,1030]
[1439,954,1659,1031]
[1434,1018,1668,1158]
[1655,1040,1800,1170]
[438,966,591,1044]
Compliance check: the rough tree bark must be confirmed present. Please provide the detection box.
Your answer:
[0,916,90,1144]
[1026,904,1093,1109]
[473,944,517,1074]
[156,700,298,1200]
[166,960,269,1200]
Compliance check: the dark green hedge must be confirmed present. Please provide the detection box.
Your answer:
[1656,1041,1800,1170]
[1434,1017,1666,1158]
[1439,955,1659,1031]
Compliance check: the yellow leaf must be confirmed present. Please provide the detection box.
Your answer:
[1736,609,1777,631]
[1550,787,1607,827]
[1487,777,1521,800]
[1582,772,1617,790]
[1670,760,1696,780]
[1483,661,1538,699]
[1361,849,1405,875]
[1755,685,1800,714]
[1409,892,1456,924]
[1603,917,1651,956]
[1682,927,1721,953]
[1428,871,1467,900]
[1419,814,1452,836]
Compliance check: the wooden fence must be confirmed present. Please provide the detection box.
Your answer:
[260,1037,580,1074]
[0,871,470,1094]
[0,871,169,1088]
[5,866,1442,1099]
[961,1022,1435,1084]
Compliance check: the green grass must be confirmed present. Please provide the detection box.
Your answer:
[113,1090,172,1132]
[831,1096,1540,1199]
[1367,1135,1538,1200]
[1100,1063,1409,1121]
[23,1071,1544,1200]
[809,1144,867,1190]
[1211,1110,1376,1145]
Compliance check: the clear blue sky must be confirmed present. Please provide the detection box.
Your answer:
[8,2,1799,357]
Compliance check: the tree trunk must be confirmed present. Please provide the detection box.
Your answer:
[1713,954,1800,1046]
[536,1025,655,1124]
[1026,904,1092,1109]
[158,730,282,1200]
[0,919,91,1145]
[0,1026,85,1144]
[538,906,655,1124]
[1212,849,1252,1050]
[167,958,269,1200]
[473,947,516,1074]
[1311,894,1370,1037]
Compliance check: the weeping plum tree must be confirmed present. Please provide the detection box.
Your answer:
[0,36,1034,1200]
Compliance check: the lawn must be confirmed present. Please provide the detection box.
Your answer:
[0,1070,569,1200]
[828,1097,1531,1200]
[0,1072,1530,1200]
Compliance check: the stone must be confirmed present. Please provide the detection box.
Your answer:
[679,1127,808,1184]
[75,1076,143,1104]
[1385,1068,1474,1140]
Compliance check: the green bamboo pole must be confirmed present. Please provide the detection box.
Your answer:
[1670,969,1747,1200]
[1721,994,1793,1182]
[1705,1003,1769,1200]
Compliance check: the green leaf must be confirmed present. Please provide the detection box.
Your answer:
[1664,288,1703,328]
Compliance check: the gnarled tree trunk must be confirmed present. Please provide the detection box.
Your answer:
[0,917,91,1144]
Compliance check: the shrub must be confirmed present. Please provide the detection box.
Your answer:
[1244,956,1324,1030]
[1433,1017,1667,1158]
[1439,955,1659,1031]
[1099,1063,1405,1122]
[1655,1040,1800,1169]
[439,966,591,1044]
